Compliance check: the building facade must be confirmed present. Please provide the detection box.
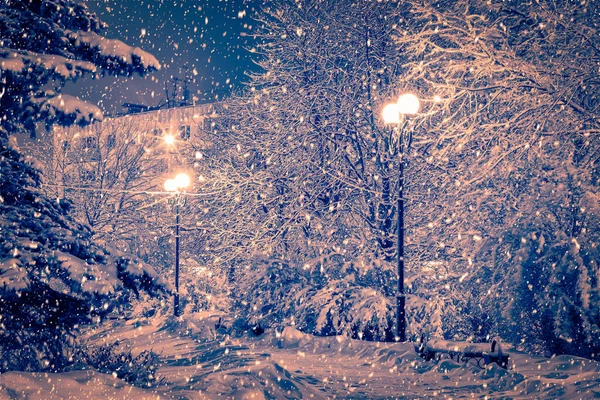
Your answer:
[48,103,219,252]
[53,102,218,176]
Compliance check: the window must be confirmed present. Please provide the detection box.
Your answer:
[106,133,116,150]
[203,118,215,133]
[81,169,96,182]
[179,125,191,140]
[81,136,99,161]
[82,136,98,150]
[61,140,71,153]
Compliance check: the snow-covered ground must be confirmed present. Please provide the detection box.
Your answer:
[1,313,599,399]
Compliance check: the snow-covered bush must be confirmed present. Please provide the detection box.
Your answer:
[505,201,600,357]
[70,341,164,388]
[179,258,232,314]
[295,281,394,341]
[230,255,396,341]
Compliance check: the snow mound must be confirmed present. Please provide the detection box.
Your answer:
[0,258,29,291]
[275,326,314,349]
[72,316,600,399]
[202,362,310,400]
[0,370,159,399]
[157,312,224,338]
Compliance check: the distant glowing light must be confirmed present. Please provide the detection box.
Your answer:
[164,134,175,145]
[164,173,191,192]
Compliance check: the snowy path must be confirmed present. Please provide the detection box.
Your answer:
[2,314,599,399]
[80,314,600,399]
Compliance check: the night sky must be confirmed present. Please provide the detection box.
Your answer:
[67,0,263,114]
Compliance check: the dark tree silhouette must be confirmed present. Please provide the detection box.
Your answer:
[0,0,164,371]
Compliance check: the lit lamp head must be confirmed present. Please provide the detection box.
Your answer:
[164,173,190,192]
[175,173,191,189]
[382,103,401,125]
[397,93,420,115]
[164,178,178,192]
[382,93,420,124]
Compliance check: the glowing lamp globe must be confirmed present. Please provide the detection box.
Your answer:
[397,93,420,115]
[175,173,191,189]
[164,178,178,192]
[382,103,401,124]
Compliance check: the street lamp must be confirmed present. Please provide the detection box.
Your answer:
[382,93,420,342]
[164,172,191,317]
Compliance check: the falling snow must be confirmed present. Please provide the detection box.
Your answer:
[1,0,599,398]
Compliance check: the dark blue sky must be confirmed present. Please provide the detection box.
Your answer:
[67,0,262,113]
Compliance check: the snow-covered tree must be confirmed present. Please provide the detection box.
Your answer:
[45,117,170,255]
[0,152,167,371]
[0,0,164,371]
[192,0,599,354]
[0,0,159,135]
[43,116,204,298]
[188,0,409,340]
[388,0,599,356]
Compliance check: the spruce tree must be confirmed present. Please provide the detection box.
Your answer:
[0,0,164,371]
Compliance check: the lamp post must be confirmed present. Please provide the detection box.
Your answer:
[164,172,191,317]
[382,93,420,342]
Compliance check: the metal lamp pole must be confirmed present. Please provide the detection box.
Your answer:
[174,195,181,317]
[165,173,191,317]
[382,93,420,342]
[396,126,406,342]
